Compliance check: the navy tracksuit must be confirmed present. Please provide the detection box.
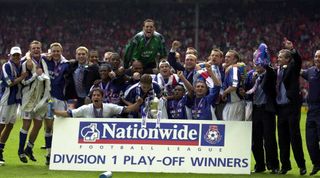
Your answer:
[301,66,320,167]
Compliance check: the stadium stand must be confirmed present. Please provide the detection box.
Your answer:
[0,1,319,64]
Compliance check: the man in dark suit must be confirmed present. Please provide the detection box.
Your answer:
[83,62,100,95]
[276,38,306,175]
[65,46,99,108]
[246,43,279,174]
[85,50,100,94]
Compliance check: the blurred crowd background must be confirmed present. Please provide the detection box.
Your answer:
[0,0,318,101]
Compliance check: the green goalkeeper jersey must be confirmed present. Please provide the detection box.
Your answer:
[124,31,166,68]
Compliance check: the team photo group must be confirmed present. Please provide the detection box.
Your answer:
[0,18,320,176]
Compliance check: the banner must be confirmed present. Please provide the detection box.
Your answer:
[50,118,252,174]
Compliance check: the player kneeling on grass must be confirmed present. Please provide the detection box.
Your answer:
[0,47,28,165]
[54,87,143,118]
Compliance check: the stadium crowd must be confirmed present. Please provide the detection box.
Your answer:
[0,1,319,62]
[0,0,319,176]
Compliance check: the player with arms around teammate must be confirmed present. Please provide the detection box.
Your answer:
[18,40,51,163]
[43,42,69,165]
[0,47,28,165]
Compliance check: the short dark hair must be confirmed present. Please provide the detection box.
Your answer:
[90,87,104,97]
[110,52,121,61]
[211,48,223,58]
[279,49,292,60]
[132,60,143,66]
[195,79,207,87]
[143,19,155,26]
[30,40,41,48]
[186,47,198,57]
[99,64,112,71]
[140,74,152,84]
[227,50,241,62]
[175,84,186,92]
[89,50,99,56]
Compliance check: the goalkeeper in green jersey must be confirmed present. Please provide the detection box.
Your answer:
[124,19,166,74]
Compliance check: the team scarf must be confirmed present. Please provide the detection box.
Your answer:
[21,56,51,112]
[246,71,265,95]
[254,43,270,66]
[196,68,214,88]
[155,73,178,94]
[246,43,270,94]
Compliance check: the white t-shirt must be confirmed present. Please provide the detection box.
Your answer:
[71,103,124,118]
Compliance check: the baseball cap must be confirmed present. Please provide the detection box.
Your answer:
[10,46,22,55]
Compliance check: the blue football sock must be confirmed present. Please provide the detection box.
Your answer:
[45,132,52,149]
[18,129,28,154]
